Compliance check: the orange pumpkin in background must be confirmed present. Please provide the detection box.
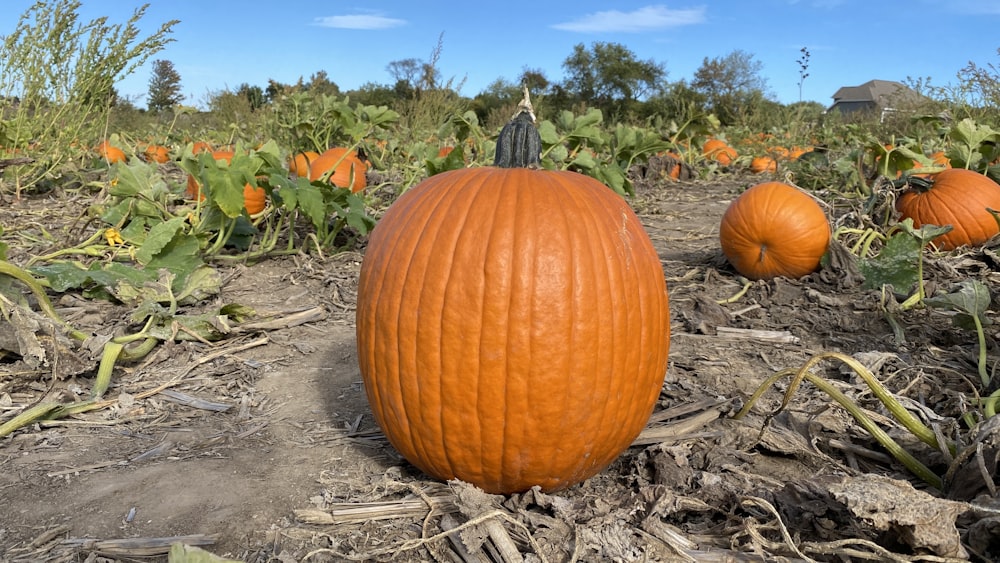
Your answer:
[97,140,126,164]
[185,150,234,200]
[288,150,319,177]
[308,147,367,192]
[143,144,170,164]
[184,149,267,214]
[720,181,830,280]
[702,138,737,166]
[896,168,1000,250]
[749,155,778,173]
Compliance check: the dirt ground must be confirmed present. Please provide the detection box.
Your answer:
[2,164,1000,562]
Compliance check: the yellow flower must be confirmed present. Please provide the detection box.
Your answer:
[104,228,124,247]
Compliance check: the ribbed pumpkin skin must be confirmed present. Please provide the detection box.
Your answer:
[719,182,830,280]
[896,168,1000,250]
[356,167,671,494]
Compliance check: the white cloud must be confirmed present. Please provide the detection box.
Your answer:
[313,13,407,30]
[551,5,706,33]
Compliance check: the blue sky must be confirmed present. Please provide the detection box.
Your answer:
[4,1,1000,110]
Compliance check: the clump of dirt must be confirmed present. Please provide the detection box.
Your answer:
[1,174,999,562]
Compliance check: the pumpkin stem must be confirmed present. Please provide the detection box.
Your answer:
[494,85,542,169]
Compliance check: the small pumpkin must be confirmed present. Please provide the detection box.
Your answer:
[719,181,830,280]
[309,147,367,192]
[243,179,267,215]
[143,144,170,164]
[896,168,1000,250]
[288,150,319,177]
[356,93,670,494]
[191,141,213,155]
[702,138,737,166]
[749,155,777,173]
[97,140,126,164]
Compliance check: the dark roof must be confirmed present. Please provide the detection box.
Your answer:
[830,80,916,107]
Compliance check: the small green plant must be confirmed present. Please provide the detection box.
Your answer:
[859,218,953,310]
[925,280,994,389]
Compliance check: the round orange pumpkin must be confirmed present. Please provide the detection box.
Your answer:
[97,140,126,164]
[191,141,213,155]
[749,155,777,173]
[356,109,671,494]
[309,147,367,192]
[143,144,170,164]
[720,181,830,280]
[703,138,737,166]
[243,180,267,215]
[896,168,1000,250]
[288,150,319,177]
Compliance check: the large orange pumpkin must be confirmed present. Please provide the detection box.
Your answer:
[356,105,671,494]
[720,181,830,280]
[896,168,1000,250]
[309,147,367,192]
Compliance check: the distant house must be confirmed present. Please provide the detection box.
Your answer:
[827,79,923,120]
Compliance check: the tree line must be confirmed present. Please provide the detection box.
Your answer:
[142,41,831,131]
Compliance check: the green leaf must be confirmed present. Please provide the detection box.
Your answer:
[896,217,953,247]
[175,264,223,304]
[31,261,156,293]
[425,146,466,176]
[860,230,921,291]
[134,217,187,265]
[537,120,559,145]
[925,280,992,330]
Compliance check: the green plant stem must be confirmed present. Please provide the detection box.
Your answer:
[23,229,106,267]
[973,314,990,388]
[0,260,89,341]
[804,372,943,489]
[0,403,63,438]
[733,351,954,486]
[91,341,124,399]
[717,277,752,304]
[984,388,1000,418]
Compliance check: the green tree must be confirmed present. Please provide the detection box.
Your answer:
[236,83,264,111]
[147,59,182,111]
[691,49,771,125]
[560,42,666,117]
[305,70,340,97]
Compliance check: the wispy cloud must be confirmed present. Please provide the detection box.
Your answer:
[552,5,706,33]
[313,12,407,30]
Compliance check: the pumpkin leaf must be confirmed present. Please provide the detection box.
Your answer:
[947,118,1000,170]
[425,145,465,176]
[860,229,921,292]
[896,218,953,247]
[925,280,992,330]
[30,261,156,294]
